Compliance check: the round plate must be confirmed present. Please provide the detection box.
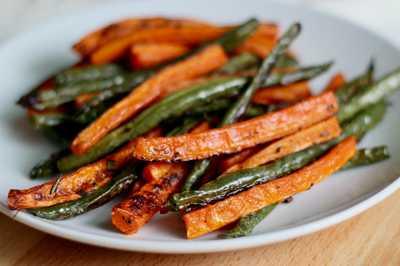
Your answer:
[1,0,400,254]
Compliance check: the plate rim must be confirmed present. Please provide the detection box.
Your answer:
[1,0,399,254]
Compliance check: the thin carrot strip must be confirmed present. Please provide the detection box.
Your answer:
[130,43,190,69]
[183,136,356,239]
[323,73,346,93]
[252,81,311,105]
[7,127,163,210]
[132,92,338,161]
[226,117,341,173]
[71,45,228,154]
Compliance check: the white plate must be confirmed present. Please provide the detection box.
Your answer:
[1,0,400,254]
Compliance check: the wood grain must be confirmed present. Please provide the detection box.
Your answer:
[1,190,400,266]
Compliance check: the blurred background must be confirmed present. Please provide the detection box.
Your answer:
[0,0,399,45]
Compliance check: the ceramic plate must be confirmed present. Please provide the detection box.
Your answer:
[1,0,400,254]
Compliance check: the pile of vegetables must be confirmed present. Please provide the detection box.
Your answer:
[8,16,399,239]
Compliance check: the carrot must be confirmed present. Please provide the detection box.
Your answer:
[219,147,261,173]
[130,43,189,69]
[112,162,188,234]
[73,17,213,57]
[323,73,346,93]
[183,136,357,239]
[132,92,339,161]
[252,81,311,105]
[111,121,209,234]
[8,127,163,210]
[71,45,228,154]
[90,26,225,64]
[236,35,276,58]
[226,117,342,173]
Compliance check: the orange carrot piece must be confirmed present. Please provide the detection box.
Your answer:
[236,35,276,58]
[90,26,225,64]
[252,81,311,105]
[183,137,357,239]
[132,92,338,161]
[130,43,189,69]
[71,45,228,154]
[219,147,261,173]
[73,17,214,57]
[112,162,188,234]
[112,121,209,234]
[226,117,341,173]
[7,126,163,210]
[323,73,346,93]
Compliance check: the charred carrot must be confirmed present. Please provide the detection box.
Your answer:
[252,81,311,104]
[226,117,341,172]
[112,120,209,234]
[112,162,188,234]
[132,92,338,161]
[323,73,346,93]
[182,137,356,239]
[236,35,276,58]
[71,44,228,154]
[130,43,189,69]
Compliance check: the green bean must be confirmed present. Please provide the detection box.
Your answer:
[220,204,278,238]
[170,101,387,211]
[57,77,247,172]
[335,61,374,104]
[342,146,390,170]
[55,64,124,85]
[223,23,301,124]
[29,111,69,129]
[28,162,140,220]
[275,53,299,68]
[263,62,332,87]
[73,69,154,124]
[214,18,259,53]
[337,68,400,123]
[30,149,70,179]
[218,53,260,75]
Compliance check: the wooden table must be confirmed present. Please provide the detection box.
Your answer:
[1,190,399,266]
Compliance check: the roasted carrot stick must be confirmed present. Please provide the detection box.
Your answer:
[8,128,163,210]
[252,81,311,105]
[183,136,356,239]
[112,162,188,234]
[130,43,190,69]
[323,73,346,93]
[71,45,228,154]
[73,17,213,57]
[226,117,341,173]
[90,26,225,64]
[132,92,338,161]
[235,35,276,58]
[112,121,209,234]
